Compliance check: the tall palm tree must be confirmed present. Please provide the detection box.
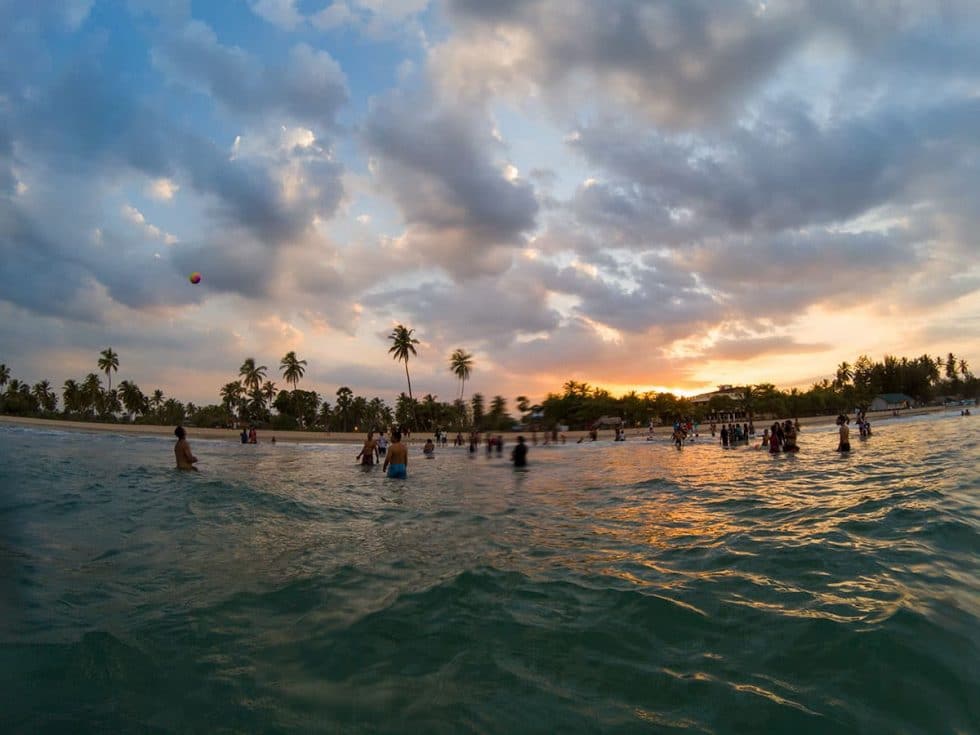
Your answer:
[835,362,852,390]
[958,358,971,378]
[0,363,10,389]
[279,351,307,390]
[98,347,119,392]
[449,349,474,401]
[239,358,268,394]
[388,325,420,422]
[335,386,354,432]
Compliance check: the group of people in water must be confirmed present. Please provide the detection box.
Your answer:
[175,404,949,471]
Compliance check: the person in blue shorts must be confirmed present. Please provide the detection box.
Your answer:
[383,430,408,478]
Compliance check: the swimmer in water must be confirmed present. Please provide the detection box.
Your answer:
[383,430,408,478]
[174,426,198,470]
[423,438,435,456]
[356,431,378,466]
[512,435,528,467]
[836,415,851,452]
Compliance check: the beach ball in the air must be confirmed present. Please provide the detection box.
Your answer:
[189,272,201,284]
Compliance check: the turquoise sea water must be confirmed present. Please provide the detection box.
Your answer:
[1,415,978,734]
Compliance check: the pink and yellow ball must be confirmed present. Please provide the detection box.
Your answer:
[189,272,201,284]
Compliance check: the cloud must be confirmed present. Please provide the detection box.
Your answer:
[440,0,979,127]
[147,177,179,201]
[152,22,348,127]
[249,0,303,30]
[362,88,539,279]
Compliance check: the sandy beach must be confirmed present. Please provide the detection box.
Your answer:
[0,406,949,445]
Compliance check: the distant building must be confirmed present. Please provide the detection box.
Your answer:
[690,385,744,405]
[869,393,913,411]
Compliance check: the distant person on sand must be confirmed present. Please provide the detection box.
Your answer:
[174,426,198,471]
[356,431,378,466]
[383,430,408,478]
[837,415,851,452]
[377,431,388,459]
[512,436,528,467]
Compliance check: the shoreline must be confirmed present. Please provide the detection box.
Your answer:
[0,407,951,445]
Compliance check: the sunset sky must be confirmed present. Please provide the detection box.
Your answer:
[1,1,978,407]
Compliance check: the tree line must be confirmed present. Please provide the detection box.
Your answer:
[0,342,974,432]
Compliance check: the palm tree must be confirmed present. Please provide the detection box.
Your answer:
[62,379,81,414]
[958,358,971,379]
[470,393,485,429]
[449,349,474,401]
[834,362,852,390]
[220,381,244,420]
[262,380,278,407]
[279,351,307,390]
[388,325,419,425]
[335,386,354,432]
[0,364,9,389]
[150,389,165,416]
[98,347,119,392]
[82,373,103,416]
[32,380,56,413]
[516,396,530,415]
[239,358,268,394]
[118,380,146,422]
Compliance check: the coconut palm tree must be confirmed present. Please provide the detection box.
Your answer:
[449,349,474,401]
[81,373,103,416]
[0,364,10,389]
[150,389,165,417]
[98,347,119,392]
[117,380,146,422]
[262,380,278,407]
[32,380,56,413]
[239,358,268,394]
[279,351,307,390]
[959,357,971,379]
[388,325,419,424]
[62,379,81,414]
[220,381,244,419]
[834,362,852,390]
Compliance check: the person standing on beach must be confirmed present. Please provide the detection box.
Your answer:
[383,431,408,478]
[356,431,378,466]
[377,431,388,460]
[174,426,198,471]
[512,436,528,467]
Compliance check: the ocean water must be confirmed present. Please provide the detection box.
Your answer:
[1,415,977,734]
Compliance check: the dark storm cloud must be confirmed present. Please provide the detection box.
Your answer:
[151,21,349,127]
[362,89,539,279]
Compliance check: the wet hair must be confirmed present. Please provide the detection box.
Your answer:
[393,430,402,441]
[174,426,186,439]
[517,435,525,443]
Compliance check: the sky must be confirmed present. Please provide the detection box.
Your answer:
[1,0,979,407]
